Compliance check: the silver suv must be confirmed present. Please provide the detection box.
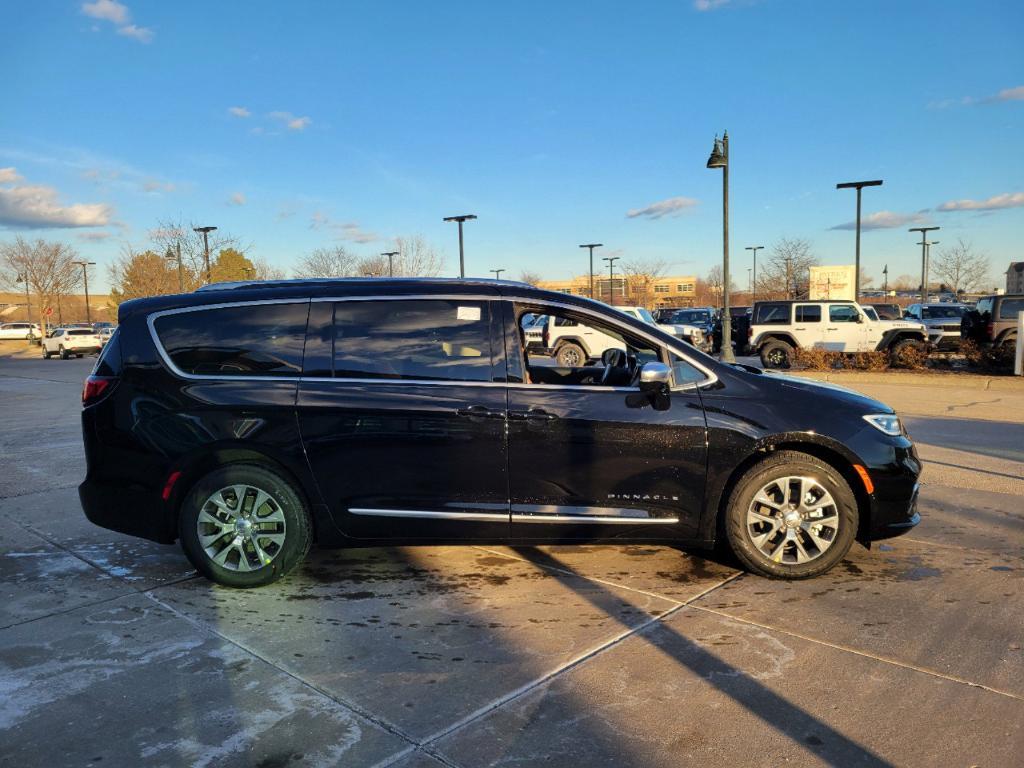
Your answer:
[903,303,967,351]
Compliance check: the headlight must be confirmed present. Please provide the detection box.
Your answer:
[863,414,902,436]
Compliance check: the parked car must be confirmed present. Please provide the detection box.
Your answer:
[903,303,968,351]
[79,278,921,587]
[713,306,751,355]
[0,322,41,340]
[616,306,710,351]
[750,300,928,368]
[41,327,104,359]
[98,326,116,345]
[535,313,625,366]
[962,294,1024,349]
[864,303,902,320]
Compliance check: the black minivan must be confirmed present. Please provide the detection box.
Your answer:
[80,278,921,587]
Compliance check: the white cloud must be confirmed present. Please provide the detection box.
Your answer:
[830,211,927,231]
[228,106,251,118]
[0,168,113,229]
[78,231,113,241]
[694,0,730,10]
[81,0,128,24]
[142,178,175,193]
[937,192,1024,212]
[117,24,153,43]
[0,167,22,184]
[228,192,246,206]
[81,1,153,43]
[310,212,377,243]
[626,196,699,220]
[270,111,312,131]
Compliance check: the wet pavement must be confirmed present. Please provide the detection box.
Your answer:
[1,356,1022,766]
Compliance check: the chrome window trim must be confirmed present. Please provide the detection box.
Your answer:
[511,514,679,525]
[349,508,508,522]
[145,293,718,390]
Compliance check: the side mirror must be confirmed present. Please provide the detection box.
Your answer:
[628,362,671,411]
[855,314,864,324]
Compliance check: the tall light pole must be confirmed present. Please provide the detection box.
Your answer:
[73,261,97,323]
[194,225,217,284]
[836,179,883,301]
[602,256,621,306]
[165,243,184,292]
[16,272,31,328]
[443,214,477,278]
[579,243,603,298]
[745,245,763,306]
[909,226,940,303]
[490,268,505,280]
[707,132,734,362]
[381,251,399,277]
[882,264,889,295]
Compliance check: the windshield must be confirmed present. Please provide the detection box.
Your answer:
[633,307,656,324]
[672,310,711,324]
[862,307,879,321]
[922,305,965,319]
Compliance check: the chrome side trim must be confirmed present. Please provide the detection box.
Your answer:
[348,508,509,522]
[511,514,679,524]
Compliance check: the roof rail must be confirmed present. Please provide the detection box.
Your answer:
[195,276,533,292]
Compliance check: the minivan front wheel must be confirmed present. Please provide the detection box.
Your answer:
[725,451,857,579]
[179,465,312,587]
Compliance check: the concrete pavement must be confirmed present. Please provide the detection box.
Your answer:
[1,356,1021,767]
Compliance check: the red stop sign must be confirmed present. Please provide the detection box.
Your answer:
[44,307,54,317]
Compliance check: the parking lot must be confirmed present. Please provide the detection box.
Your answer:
[1,352,1022,767]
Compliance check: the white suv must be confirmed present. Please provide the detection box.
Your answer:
[616,306,709,351]
[750,301,928,368]
[42,327,104,359]
[0,322,41,340]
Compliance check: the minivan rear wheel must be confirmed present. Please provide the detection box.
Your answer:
[178,464,312,587]
[724,451,857,579]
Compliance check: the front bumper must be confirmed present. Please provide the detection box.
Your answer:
[926,329,961,351]
[863,439,922,540]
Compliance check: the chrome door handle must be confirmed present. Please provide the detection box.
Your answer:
[456,405,503,419]
[509,408,558,421]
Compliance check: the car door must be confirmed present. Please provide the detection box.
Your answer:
[505,301,708,540]
[297,295,511,540]
[822,304,865,351]
[791,304,825,348]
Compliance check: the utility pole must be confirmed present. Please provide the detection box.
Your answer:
[194,225,217,284]
[490,268,505,280]
[443,215,477,278]
[909,226,940,303]
[784,255,793,300]
[165,244,185,292]
[603,256,621,306]
[381,251,399,277]
[17,272,31,329]
[706,131,734,362]
[745,245,763,305]
[882,264,888,294]
[73,261,97,323]
[579,243,603,298]
[837,179,883,301]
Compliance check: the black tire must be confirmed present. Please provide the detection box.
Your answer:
[42,347,51,359]
[555,342,586,367]
[724,450,858,579]
[888,338,926,367]
[59,345,69,360]
[178,464,313,588]
[759,339,793,369]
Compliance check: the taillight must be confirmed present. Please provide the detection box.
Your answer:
[986,322,994,338]
[82,375,116,406]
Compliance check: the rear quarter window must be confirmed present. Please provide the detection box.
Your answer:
[153,302,309,376]
[998,299,1024,320]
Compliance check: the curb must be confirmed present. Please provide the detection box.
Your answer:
[784,370,1024,391]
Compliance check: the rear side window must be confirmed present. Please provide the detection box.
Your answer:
[754,303,790,324]
[333,299,492,382]
[829,305,860,323]
[68,329,95,336]
[93,328,122,377]
[999,299,1024,320]
[154,302,309,377]
[795,305,821,322]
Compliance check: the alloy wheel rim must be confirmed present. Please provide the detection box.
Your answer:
[562,348,581,366]
[746,475,838,565]
[197,484,287,572]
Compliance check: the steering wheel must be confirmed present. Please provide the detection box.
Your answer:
[600,348,633,386]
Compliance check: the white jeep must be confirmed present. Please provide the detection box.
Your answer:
[616,306,709,351]
[750,300,928,369]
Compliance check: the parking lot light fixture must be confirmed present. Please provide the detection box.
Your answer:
[745,246,763,305]
[602,255,621,306]
[193,226,217,284]
[707,132,734,363]
[837,180,884,301]
[73,261,97,323]
[490,268,505,280]
[909,226,940,303]
[443,215,477,278]
[381,251,399,278]
[165,243,185,292]
[579,243,603,298]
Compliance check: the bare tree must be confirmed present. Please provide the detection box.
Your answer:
[392,235,444,277]
[293,246,360,278]
[0,237,82,332]
[758,237,818,299]
[622,258,669,307]
[149,219,249,280]
[931,239,990,294]
[891,273,918,291]
[518,270,543,286]
[251,256,286,281]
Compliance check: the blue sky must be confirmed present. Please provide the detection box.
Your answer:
[1,0,1022,291]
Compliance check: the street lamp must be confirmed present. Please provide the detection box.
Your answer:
[837,179,883,300]
[909,226,940,303]
[882,264,889,295]
[164,243,184,292]
[15,272,31,328]
[707,132,734,362]
[194,226,217,283]
[490,268,505,280]
[73,261,97,323]
[745,245,763,306]
[579,243,603,298]
[602,255,621,306]
[443,215,477,278]
[381,251,399,277]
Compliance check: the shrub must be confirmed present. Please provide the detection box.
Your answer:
[961,339,1015,373]
[888,342,929,370]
